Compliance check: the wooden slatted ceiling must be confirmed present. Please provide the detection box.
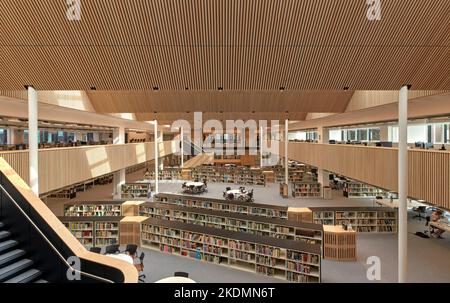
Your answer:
[86,90,354,114]
[0,0,449,90]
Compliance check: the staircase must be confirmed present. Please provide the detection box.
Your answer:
[183,152,215,168]
[0,221,47,283]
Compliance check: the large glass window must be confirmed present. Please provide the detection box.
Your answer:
[369,128,381,141]
[347,130,356,141]
[329,129,342,141]
[0,129,7,144]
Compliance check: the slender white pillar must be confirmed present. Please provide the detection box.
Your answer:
[154,120,159,194]
[158,129,164,171]
[28,86,39,195]
[398,85,408,283]
[180,127,184,168]
[285,119,289,185]
[113,127,126,199]
[260,126,263,167]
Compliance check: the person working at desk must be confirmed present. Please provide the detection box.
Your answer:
[430,210,446,238]
[440,144,447,151]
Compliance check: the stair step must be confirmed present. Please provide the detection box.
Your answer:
[0,249,26,266]
[0,240,18,254]
[0,259,33,282]
[0,231,11,241]
[4,268,42,283]
[0,222,4,229]
[35,279,48,283]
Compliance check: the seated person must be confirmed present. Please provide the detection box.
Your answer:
[440,144,446,151]
[143,168,151,178]
[429,210,446,238]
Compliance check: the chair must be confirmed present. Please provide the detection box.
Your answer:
[125,244,138,256]
[174,271,189,278]
[105,244,120,254]
[138,252,146,283]
[226,187,231,191]
[413,206,427,220]
[89,247,101,254]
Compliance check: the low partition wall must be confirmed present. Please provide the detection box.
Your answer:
[0,140,179,195]
[283,142,450,210]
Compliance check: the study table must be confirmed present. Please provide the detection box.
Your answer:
[155,277,196,283]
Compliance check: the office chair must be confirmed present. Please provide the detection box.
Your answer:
[89,247,102,254]
[138,252,146,283]
[174,272,189,278]
[125,244,138,256]
[412,206,427,220]
[105,244,120,254]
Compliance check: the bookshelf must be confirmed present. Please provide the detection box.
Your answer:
[63,201,123,217]
[141,217,321,283]
[191,166,266,186]
[154,193,288,219]
[121,182,152,199]
[139,202,323,246]
[143,168,182,181]
[60,217,123,247]
[343,181,386,198]
[310,207,398,233]
[291,182,322,198]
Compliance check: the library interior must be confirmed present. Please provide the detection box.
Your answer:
[0,1,449,284]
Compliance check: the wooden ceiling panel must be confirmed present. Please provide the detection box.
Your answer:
[0,0,448,90]
[86,90,354,114]
[134,112,308,124]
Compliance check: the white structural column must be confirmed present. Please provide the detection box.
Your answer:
[398,85,408,283]
[28,86,39,195]
[154,120,159,194]
[285,119,289,185]
[158,129,164,171]
[180,127,184,168]
[113,127,126,199]
[260,126,263,167]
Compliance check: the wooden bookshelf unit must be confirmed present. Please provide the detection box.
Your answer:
[63,201,123,217]
[191,166,266,186]
[310,207,398,233]
[343,181,386,198]
[60,216,123,247]
[291,182,322,198]
[139,202,323,246]
[141,217,321,283]
[154,193,288,219]
[121,182,152,199]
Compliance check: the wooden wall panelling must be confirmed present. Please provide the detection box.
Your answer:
[283,142,450,209]
[0,141,179,195]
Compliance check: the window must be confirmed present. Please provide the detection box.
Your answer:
[369,128,381,141]
[0,129,6,144]
[347,130,356,141]
[357,129,368,141]
[329,129,342,141]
